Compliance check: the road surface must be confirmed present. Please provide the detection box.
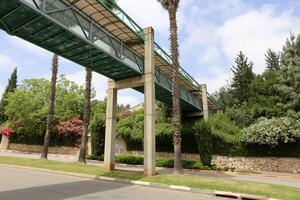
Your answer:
[0,166,227,200]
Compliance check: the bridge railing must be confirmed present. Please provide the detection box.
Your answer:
[97,0,219,108]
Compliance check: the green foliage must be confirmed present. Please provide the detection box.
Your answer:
[265,49,280,71]
[242,117,300,146]
[117,107,172,142]
[156,158,208,170]
[4,76,86,145]
[0,68,18,123]
[115,154,144,165]
[214,86,234,111]
[87,154,104,161]
[88,154,209,170]
[90,100,106,156]
[208,112,241,143]
[193,120,213,166]
[216,37,300,128]
[54,75,87,122]
[278,34,300,112]
[231,51,255,104]
[117,109,144,140]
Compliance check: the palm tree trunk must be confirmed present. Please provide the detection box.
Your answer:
[168,1,183,173]
[78,67,92,163]
[41,54,58,159]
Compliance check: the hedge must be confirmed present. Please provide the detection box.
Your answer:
[87,154,210,170]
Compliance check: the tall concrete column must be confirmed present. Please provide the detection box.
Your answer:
[104,80,117,171]
[201,84,209,120]
[143,27,156,176]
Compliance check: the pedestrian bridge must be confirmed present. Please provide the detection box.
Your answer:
[0,0,220,176]
[0,0,219,114]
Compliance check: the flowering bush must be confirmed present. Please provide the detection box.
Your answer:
[56,118,83,147]
[57,118,83,135]
[0,126,14,137]
[242,117,300,146]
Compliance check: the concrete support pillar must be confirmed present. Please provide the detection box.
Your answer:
[104,80,117,171]
[87,133,92,156]
[0,135,10,150]
[201,84,209,120]
[143,27,156,176]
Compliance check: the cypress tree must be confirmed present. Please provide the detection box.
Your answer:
[0,67,17,123]
[231,52,255,104]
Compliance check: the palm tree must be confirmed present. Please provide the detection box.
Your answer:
[78,68,92,163]
[77,0,115,164]
[157,0,182,173]
[41,54,58,159]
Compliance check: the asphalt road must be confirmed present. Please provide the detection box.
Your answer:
[0,166,227,200]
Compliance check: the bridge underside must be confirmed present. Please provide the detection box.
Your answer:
[0,0,202,113]
[0,0,219,176]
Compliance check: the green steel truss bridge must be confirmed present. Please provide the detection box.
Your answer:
[0,0,219,114]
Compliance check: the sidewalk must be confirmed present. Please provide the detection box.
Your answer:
[1,150,300,188]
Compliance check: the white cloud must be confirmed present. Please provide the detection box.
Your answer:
[0,54,16,98]
[196,71,231,94]
[65,70,108,100]
[65,70,143,106]
[118,90,142,106]
[118,0,169,37]
[218,5,300,73]
[181,3,300,93]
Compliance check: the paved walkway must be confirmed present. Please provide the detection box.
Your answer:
[0,166,228,200]
[1,150,300,188]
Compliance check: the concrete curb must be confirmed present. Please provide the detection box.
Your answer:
[0,163,277,200]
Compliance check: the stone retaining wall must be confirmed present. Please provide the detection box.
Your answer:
[128,151,300,173]
[212,155,300,174]
[9,143,79,155]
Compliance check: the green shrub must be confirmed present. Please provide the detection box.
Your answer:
[156,158,174,168]
[115,154,144,165]
[182,160,206,170]
[156,159,207,170]
[208,112,241,143]
[87,155,210,170]
[87,154,104,161]
[193,120,213,166]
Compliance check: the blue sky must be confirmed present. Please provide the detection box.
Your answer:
[1,0,300,106]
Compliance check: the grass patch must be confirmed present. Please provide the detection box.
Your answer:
[0,156,299,200]
[0,156,143,180]
[144,174,300,200]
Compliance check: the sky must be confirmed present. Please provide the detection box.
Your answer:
[1,0,300,107]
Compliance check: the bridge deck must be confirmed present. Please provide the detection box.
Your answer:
[0,0,218,113]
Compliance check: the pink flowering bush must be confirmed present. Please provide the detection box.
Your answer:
[56,118,83,147]
[0,126,14,137]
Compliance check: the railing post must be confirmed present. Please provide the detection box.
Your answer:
[41,0,46,12]
[143,27,156,176]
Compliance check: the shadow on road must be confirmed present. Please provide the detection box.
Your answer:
[0,180,130,200]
